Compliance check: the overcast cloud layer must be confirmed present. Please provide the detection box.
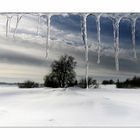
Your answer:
[0,13,140,83]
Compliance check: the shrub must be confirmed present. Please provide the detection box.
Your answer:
[116,76,140,88]
[78,77,98,88]
[44,74,60,88]
[102,79,115,85]
[18,80,39,88]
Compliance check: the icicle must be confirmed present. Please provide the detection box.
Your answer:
[5,16,9,37]
[112,19,116,65]
[37,14,41,36]
[96,14,101,64]
[8,16,13,33]
[45,14,52,58]
[131,18,137,59]
[81,14,89,89]
[13,15,22,39]
[113,17,121,72]
[5,16,10,37]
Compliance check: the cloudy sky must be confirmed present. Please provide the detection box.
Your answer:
[0,13,140,83]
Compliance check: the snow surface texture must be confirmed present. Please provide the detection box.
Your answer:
[0,85,140,127]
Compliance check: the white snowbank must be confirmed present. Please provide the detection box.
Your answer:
[0,85,140,127]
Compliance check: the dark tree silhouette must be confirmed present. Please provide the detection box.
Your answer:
[18,80,39,88]
[102,79,115,85]
[44,55,77,88]
[116,76,140,88]
[78,77,98,88]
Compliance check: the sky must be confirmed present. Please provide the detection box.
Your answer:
[0,13,140,83]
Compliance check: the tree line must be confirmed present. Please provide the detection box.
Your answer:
[18,55,140,89]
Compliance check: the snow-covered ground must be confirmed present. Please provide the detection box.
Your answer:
[0,85,140,127]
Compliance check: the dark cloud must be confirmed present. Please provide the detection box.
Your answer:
[0,48,51,68]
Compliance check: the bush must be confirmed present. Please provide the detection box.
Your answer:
[102,79,115,85]
[18,80,39,88]
[78,77,98,88]
[44,55,77,88]
[116,76,140,88]
[44,74,60,88]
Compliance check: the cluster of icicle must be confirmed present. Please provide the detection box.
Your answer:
[4,13,52,58]
[3,13,139,88]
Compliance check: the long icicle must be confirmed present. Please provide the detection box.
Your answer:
[131,18,137,59]
[13,15,22,39]
[113,18,121,72]
[45,14,51,58]
[8,16,12,34]
[81,14,88,89]
[96,14,101,64]
[37,14,41,36]
[6,16,9,37]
